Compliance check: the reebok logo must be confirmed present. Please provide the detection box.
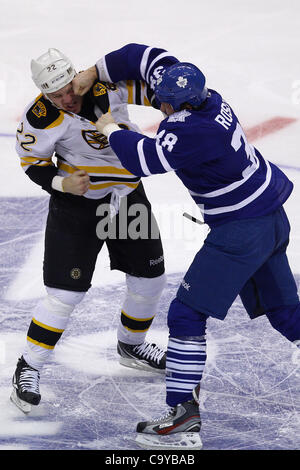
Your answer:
[149,255,164,266]
[181,279,190,291]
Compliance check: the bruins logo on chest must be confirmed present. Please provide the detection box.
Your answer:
[82,129,109,150]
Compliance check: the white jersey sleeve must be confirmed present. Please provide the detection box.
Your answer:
[15,94,66,193]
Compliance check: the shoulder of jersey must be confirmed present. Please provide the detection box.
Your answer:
[165,109,194,126]
[91,80,117,113]
[92,80,118,95]
[26,94,65,130]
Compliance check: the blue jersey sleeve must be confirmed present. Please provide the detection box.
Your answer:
[97,43,178,93]
[108,128,173,177]
[108,110,224,177]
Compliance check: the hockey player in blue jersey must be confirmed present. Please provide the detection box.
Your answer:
[74,44,300,450]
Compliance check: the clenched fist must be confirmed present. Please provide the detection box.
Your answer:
[72,66,97,96]
[62,170,90,195]
[95,112,118,135]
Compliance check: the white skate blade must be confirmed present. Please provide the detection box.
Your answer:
[10,389,32,414]
[119,357,165,374]
[136,432,203,450]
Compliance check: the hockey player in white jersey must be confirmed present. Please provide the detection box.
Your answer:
[74,43,300,450]
[11,48,168,414]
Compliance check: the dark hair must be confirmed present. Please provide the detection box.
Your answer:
[180,100,207,111]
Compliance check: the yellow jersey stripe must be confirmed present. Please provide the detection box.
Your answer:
[34,93,43,102]
[90,181,139,190]
[21,161,54,168]
[45,111,65,129]
[141,82,151,106]
[58,161,134,176]
[127,80,134,104]
[21,156,52,163]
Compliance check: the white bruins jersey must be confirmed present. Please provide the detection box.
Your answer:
[16,79,154,199]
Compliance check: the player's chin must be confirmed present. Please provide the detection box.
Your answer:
[63,99,82,114]
[65,105,81,113]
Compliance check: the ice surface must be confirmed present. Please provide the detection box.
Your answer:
[0,0,300,451]
[0,271,299,450]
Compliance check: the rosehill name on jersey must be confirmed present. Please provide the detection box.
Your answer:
[215,100,234,130]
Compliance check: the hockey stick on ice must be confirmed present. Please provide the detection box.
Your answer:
[183,212,205,225]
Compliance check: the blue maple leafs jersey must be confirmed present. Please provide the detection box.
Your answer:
[96,43,178,105]
[97,44,293,226]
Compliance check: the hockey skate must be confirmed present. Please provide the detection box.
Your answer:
[135,396,202,450]
[10,356,41,414]
[117,340,166,373]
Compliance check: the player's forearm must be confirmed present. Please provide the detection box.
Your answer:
[96,113,168,177]
[96,43,178,86]
[26,166,90,196]
[108,128,170,178]
[26,165,59,194]
[108,129,149,177]
[74,45,152,97]
[95,43,149,83]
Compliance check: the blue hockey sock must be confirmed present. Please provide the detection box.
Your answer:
[266,304,300,344]
[166,335,206,407]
